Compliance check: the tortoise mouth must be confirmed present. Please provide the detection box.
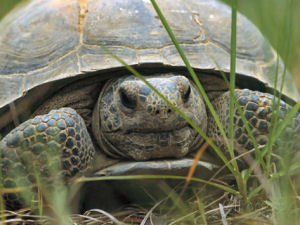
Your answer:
[117,123,193,136]
[101,125,202,161]
[104,123,190,134]
[121,123,192,134]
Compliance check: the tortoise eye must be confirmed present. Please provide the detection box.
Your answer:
[119,88,136,110]
[183,85,191,103]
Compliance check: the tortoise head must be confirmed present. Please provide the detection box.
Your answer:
[92,74,207,160]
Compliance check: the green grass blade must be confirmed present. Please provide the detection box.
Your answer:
[264,55,281,171]
[77,175,239,195]
[0,152,6,223]
[150,0,234,161]
[273,101,300,141]
[266,0,293,170]
[247,185,264,201]
[228,0,238,169]
[206,45,262,174]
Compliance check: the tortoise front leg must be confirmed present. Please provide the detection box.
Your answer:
[0,107,95,209]
[207,89,300,158]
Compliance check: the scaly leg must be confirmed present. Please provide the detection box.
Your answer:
[207,89,300,160]
[0,107,95,209]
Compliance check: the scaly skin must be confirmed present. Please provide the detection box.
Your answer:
[207,89,300,159]
[0,108,95,209]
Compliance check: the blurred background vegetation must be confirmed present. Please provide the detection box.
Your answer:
[0,0,299,90]
[223,0,300,91]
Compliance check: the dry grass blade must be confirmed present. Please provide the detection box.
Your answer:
[187,142,209,183]
[224,206,273,225]
[81,209,126,225]
[168,210,198,225]
[140,200,163,225]
[219,203,229,225]
[0,210,55,224]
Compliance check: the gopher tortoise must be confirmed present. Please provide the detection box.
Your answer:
[0,0,299,210]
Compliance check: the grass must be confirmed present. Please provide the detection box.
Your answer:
[0,0,300,224]
[147,2,300,224]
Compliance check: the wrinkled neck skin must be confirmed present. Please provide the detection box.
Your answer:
[92,74,207,161]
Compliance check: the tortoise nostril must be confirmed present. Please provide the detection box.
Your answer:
[119,88,136,109]
[183,85,191,103]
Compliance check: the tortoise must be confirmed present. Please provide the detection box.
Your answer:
[0,0,299,210]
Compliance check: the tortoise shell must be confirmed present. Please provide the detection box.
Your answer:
[0,0,299,131]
